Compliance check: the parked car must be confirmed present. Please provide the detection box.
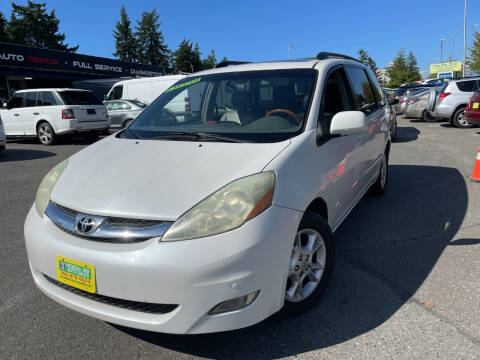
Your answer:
[428,77,480,128]
[105,75,187,104]
[393,88,428,114]
[394,84,426,99]
[464,91,480,126]
[0,89,110,145]
[0,115,6,153]
[25,53,391,334]
[388,104,397,140]
[404,88,436,121]
[104,99,147,129]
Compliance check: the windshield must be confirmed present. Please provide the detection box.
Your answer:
[123,69,317,143]
[59,91,103,105]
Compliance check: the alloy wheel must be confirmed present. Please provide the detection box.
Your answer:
[285,228,326,302]
[38,124,52,144]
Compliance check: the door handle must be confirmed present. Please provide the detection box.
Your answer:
[14,113,20,116]
[33,112,39,115]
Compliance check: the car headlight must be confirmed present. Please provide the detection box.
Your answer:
[35,159,68,217]
[162,172,275,241]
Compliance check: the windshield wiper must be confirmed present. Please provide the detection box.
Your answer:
[152,132,247,143]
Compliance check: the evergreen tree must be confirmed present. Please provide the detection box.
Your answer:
[172,39,202,73]
[358,48,379,77]
[113,6,136,62]
[467,31,480,74]
[0,12,8,42]
[7,1,77,51]
[201,49,217,69]
[406,51,421,82]
[135,9,169,68]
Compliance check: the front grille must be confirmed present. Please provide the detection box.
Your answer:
[44,275,178,314]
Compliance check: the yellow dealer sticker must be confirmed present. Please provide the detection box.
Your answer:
[473,102,479,109]
[56,256,96,293]
[165,77,201,93]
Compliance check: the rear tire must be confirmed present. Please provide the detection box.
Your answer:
[369,150,388,196]
[37,122,56,146]
[452,106,473,128]
[390,119,397,140]
[422,110,437,123]
[281,212,334,317]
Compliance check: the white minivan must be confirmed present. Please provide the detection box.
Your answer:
[25,54,391,334]
[1,89,110,145]
[105,75,187,104]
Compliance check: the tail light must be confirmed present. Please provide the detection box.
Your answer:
[399,99,406,104]
[62,109,75,119]
[438,92,451,101]
[184,97,191,112]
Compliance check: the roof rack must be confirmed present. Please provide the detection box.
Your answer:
[316,52,361,63]
[215,60,251,68]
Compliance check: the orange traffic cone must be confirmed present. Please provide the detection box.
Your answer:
[472,148,480,182]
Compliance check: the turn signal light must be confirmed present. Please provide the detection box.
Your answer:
[62,109,75,119]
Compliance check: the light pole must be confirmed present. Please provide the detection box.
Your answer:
[288,45,293,59]
[440,38,446,63]
[463,0,467,76]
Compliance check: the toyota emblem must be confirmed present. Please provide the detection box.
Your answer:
[75,215,96,235]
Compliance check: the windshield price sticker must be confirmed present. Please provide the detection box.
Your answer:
[165,77,201,93]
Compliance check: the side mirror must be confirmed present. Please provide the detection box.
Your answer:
[103,94,107,101]
[389,98,399,105]
[330,111,367,136]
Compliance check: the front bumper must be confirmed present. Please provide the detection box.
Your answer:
[56,120,111,135]
[25,204,302,334]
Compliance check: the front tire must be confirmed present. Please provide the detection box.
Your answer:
[281,212,334,317]
[37,122,56,146]
[452,106,473,128]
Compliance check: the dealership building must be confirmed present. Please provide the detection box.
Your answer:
[0,42,164,101]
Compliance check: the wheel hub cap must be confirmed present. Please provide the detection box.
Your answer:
[285,228,326,302]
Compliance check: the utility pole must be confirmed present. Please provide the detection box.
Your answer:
[441,38,446,63]
[463,0,467,76]
[288,45,293,59]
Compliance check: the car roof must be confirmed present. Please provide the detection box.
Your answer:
[15,88,90,93]
[188,58,365,77]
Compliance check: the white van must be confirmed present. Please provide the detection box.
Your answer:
[105,75,187,104]
[26,54,392,333]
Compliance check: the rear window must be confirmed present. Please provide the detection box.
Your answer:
[456,80,477,92]
[439,83,449,93]
[58,91,103,105]
[132,100,147,108]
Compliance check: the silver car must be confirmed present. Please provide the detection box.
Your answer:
[404,88,436,121]
[428,77,480,128]
[104,99,147,129]
[393,88,428,114]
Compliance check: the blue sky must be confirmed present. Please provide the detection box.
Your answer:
[1,0,480,77]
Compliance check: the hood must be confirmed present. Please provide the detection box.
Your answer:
[51,136,289,220]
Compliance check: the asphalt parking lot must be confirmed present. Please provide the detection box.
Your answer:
[1,118,480,360]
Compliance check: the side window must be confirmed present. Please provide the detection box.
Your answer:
[457,80,476,92]
[366,68,386,107]
[25,92,38,107]
[108,85,123,100]
[319,67,354,134]
[119,101,131,110]
[105,102,114,110]
[7,93,24,109]
[346,67,378,113]
[39,91,57,106]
